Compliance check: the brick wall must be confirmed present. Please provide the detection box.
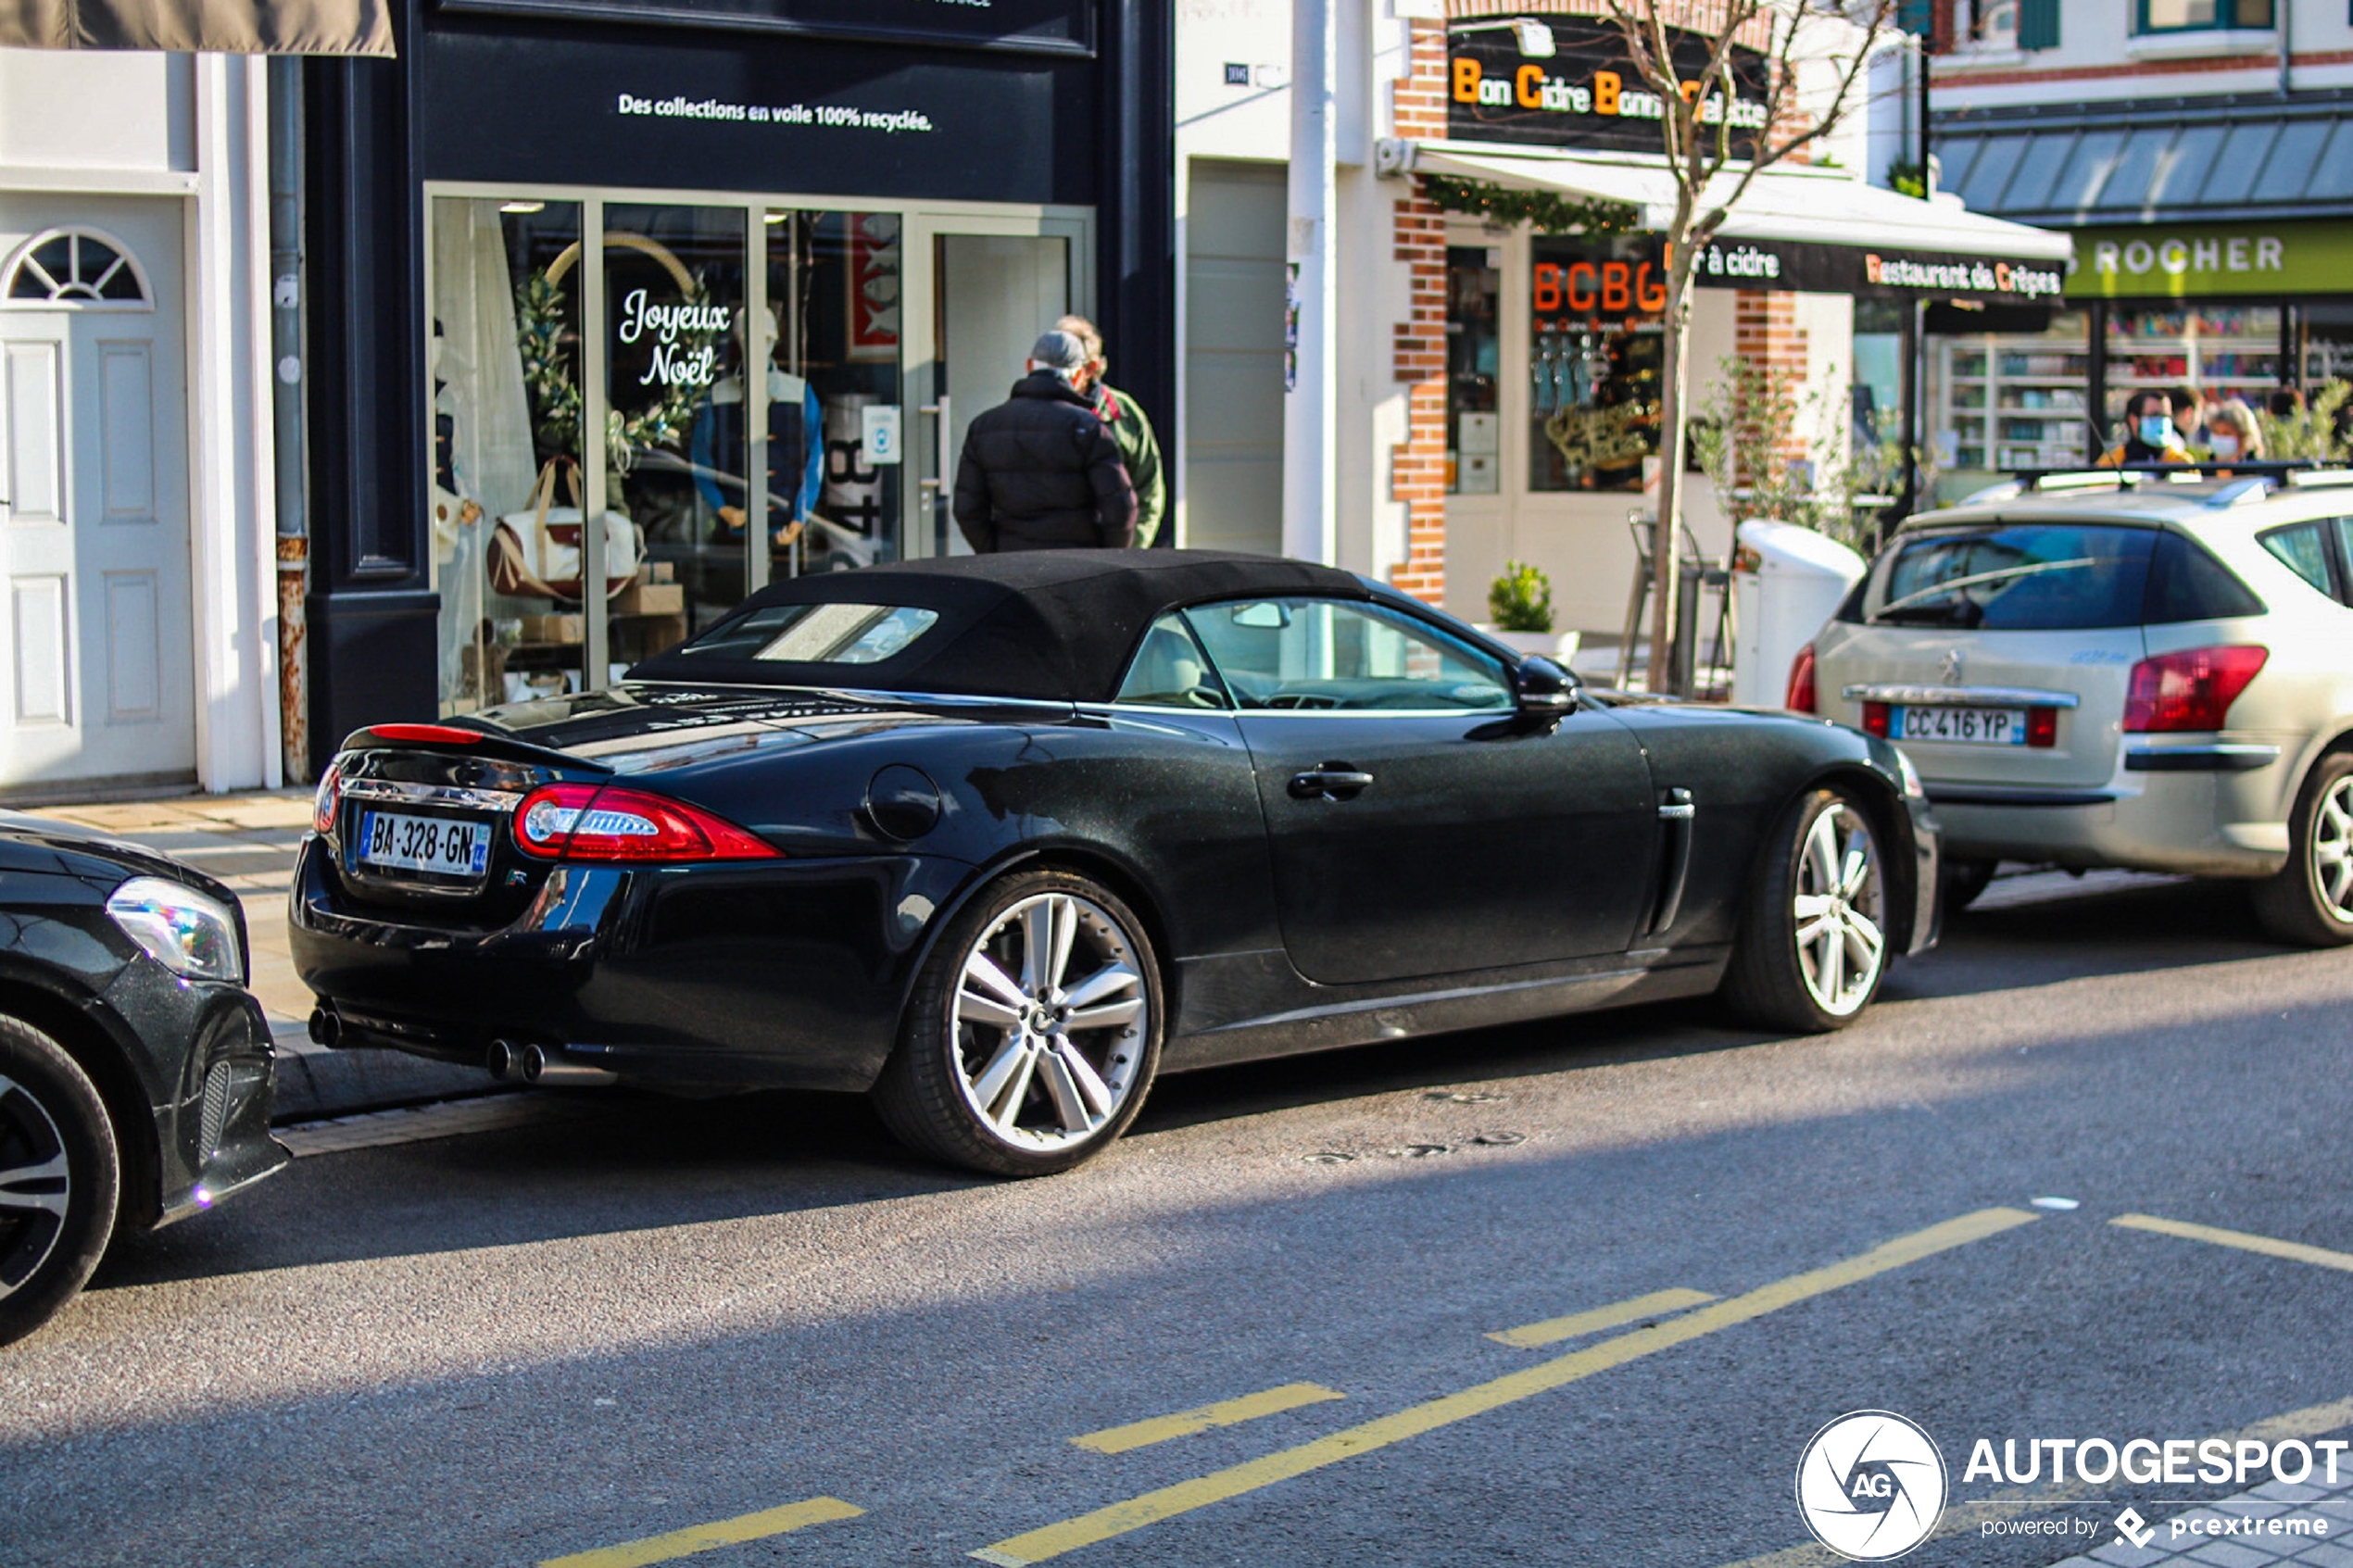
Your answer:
[1732,289,1811,476]
[1389,17,1451,606]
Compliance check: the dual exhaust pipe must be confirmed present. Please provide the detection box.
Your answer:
[307,1006,616,1087]
[487,1038,617,1087]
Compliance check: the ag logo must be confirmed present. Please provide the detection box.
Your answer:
[1794,1411,1947,1561]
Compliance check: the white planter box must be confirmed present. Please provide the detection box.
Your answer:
[1475,626,1581,663]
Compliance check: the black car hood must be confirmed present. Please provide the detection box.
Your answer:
[0,809,243,902]
[461,682,1071,777]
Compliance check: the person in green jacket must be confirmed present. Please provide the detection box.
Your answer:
[1057,314,1166,547]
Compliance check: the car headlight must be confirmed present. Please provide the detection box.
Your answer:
[1895,748,1927,800]
[106,876,245,984]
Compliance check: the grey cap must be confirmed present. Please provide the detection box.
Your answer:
[1028,330,1088,372]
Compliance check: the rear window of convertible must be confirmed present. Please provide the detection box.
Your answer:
[670,602,941,664]
[1861,522,2260,630]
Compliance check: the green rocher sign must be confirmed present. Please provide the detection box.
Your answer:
[2068,220,2353,299]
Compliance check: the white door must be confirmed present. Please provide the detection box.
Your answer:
[0,211,194,794]
[1183,160,1288,555]
[902,212,1089,559]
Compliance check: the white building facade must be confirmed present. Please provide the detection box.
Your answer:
[0,49,282,800]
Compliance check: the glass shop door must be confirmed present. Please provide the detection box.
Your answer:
[900,213,1091,558]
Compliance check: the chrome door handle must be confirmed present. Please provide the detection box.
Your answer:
[1289,768,1374,800]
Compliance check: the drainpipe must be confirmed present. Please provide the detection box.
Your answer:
[267,56,309,784]
[2278,0,2292,96]
[1282,0,1338,564]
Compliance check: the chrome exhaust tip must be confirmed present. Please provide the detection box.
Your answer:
[520,1041,618,1087]
[485,1038,523,1082]
[308,1007,342,1048]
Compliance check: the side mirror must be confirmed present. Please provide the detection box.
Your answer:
[1515,656,1577,715]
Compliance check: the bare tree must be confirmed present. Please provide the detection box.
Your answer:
[1599,0,1900,694]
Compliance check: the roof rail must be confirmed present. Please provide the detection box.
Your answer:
[2007,459,2349,491]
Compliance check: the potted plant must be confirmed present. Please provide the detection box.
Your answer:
[1478,561,1580,662]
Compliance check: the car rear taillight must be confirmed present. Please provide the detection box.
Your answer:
[1785,643,1818,713]
[1860,701,1889,737]
[364,722,484,746]
[512,783,779,863]
[312,759,343,835]
[2026,707,2058,748]
[2122,645,2268,733]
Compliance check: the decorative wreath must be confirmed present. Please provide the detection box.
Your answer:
[514,232,723,472]
[1422,175,1642,237]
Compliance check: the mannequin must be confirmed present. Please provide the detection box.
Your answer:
[690,307,824,546]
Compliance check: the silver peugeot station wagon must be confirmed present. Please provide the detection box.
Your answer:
[1793,467,2353,946]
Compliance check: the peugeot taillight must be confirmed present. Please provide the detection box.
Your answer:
[1860,700,1890,737]
[1785,643,1818,713]
[512,783,778,863]
[2122,646,2268,733]
[311,759,343,835]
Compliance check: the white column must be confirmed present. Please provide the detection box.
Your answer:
[1283,0,1339,565]
[188,54,277,792]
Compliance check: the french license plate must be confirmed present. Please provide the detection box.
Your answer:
[357,809,493,879]
[1892,705,2026,746]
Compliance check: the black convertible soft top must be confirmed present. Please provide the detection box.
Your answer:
[627,549,1373,703]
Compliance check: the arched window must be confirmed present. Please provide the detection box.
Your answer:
[3,229,153,309]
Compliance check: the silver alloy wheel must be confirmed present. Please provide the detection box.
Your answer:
[949,892,1150,1153]
[2312,775,2353,922]
[0,1072,71,1300]
[1791,803,1886,1018]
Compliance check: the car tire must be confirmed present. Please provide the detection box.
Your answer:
[872,867,1164,1177]
[0,1015,120,1348]
[2250,752,2353,947]
[1718,786,1892,1034]
[1942,858,1998,915]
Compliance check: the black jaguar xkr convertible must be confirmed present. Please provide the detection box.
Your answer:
[292,550,1938,1174]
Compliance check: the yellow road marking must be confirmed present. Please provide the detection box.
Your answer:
[1070,1383,1346,1455]
[2112,1212,2353,1273]
[1486,1286,1718,1348]
[540,1496,862,1568]
[972,1208,2036,1565]
[1712,1394,2353,1568]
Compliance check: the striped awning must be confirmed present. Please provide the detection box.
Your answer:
[0,0,392,52]
[1935,91,2353,225]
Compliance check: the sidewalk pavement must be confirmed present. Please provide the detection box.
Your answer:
[2042,1468,2353,1568]
[31,789,497,1122]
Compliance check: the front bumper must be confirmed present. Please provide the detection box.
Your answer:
[97,962,289,1228]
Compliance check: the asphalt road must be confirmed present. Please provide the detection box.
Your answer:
[5,874,2351,1568]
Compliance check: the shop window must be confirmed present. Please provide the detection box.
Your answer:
[2300,304,2353,394]
[771,211,902,571]
[2136,0,2271,31]
[1527,235,1662,493]
[606,202,749,665]
[1927,311,2090,478]
[1446,246,1500,495]
[2104,306,2280,441]
[430,197,585,714]
[1852,299,1906,466]
[3,228,151,308]
[425,197,906,717]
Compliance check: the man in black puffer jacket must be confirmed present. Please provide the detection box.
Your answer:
[953,331,1138,552]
